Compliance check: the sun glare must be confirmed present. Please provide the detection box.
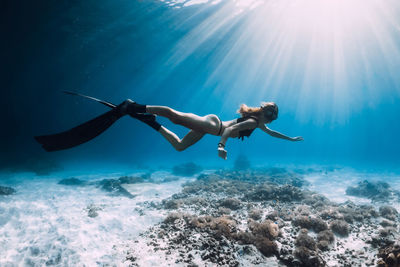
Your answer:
[158,0,400,125]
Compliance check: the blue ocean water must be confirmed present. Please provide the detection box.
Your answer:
[2,0,399,170]
[2,0,400,265]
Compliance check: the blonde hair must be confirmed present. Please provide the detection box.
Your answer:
[236,104,263,117]
[237,102,278,120]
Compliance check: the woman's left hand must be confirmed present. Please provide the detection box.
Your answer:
[291,136,304,141]
[218,147,227,160]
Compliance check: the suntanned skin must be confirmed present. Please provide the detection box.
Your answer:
[145,105,303,159]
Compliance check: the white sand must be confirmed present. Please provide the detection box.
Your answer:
[1,166,399,266]
[0,171,188,266]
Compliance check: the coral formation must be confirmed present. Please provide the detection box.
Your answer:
[380,205,399,221]
[330,219,350,236]
[218,198,242,210]
[125,168,399,267]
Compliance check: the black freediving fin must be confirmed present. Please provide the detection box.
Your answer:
[62,91,159,129]
[34,91,122,151]
[35,91,160,151]
[34,108,124,151]
[62,90,117,109]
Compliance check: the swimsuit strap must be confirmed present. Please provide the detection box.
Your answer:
[248,115,259,125]
[237,115,259,124]
[237,115,259,141]
[217,116,223,136]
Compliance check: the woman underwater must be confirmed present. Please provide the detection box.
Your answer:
[35,94,303,159]
[118,100,303,160]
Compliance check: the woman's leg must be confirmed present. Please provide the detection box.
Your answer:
[119,101,220,134]
[159,128,205,151]
[146,105,219,134]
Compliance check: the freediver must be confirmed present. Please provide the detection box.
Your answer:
[35,93,303,159]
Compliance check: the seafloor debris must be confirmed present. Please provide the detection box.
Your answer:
[126,169,400,266]
[85,204,103,218]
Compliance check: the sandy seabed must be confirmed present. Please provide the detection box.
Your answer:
[0,166,399,266]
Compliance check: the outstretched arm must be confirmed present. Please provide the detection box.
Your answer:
[259,124,303,141]
[217,119,258,159]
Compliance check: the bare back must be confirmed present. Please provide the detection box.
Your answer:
[220,117,260,138]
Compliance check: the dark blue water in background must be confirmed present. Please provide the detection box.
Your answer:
[2,0,400,174]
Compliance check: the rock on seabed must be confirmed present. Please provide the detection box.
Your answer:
[0,186,16,195]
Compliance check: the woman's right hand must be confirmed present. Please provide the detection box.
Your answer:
[218,147,227,160]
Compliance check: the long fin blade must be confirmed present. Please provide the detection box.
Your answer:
[34,109,122,151]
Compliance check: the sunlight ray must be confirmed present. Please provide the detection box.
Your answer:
[156,0,400,124]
